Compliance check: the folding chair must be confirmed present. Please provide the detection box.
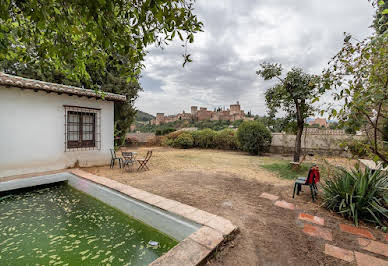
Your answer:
[292,164,320,202]
[137,150,152,171]
[110,149,123,169]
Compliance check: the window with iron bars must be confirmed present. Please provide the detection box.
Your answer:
[64,105,101,151]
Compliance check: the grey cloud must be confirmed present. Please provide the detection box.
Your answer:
[137,0,375,116]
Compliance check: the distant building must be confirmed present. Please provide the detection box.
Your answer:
[150,101,254,125]
[308,118,328,128]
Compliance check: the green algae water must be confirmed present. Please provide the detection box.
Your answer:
[0,183,178,265]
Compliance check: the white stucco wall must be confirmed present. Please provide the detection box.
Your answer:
[0,86,115,178]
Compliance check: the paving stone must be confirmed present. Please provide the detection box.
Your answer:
[138,194,165,205]
[168,204,197,217]
[259,192,279,201]
[153,199,180,210]
[91,177,112,186]
[206,216,237,236]
[324,244,354,262]
[120,186,144,196]
[189,226,224,250]
[150,238,211,266]
[298,213,324,226]
[358,238,388,257]
[71,169,112,186]
[339,224,375,240]
[274,200,296,210]
[184,210,217,225]
[130,190,162,203]
[354,251,388,266]
[108,181,130,191]
[303,224,333,241]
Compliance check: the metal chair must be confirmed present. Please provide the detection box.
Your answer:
[110,149,123,168]
[137,150,152,171]
[122,152,137,171]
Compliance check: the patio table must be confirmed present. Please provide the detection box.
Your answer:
[122,152,137,171]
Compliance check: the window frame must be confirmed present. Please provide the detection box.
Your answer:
[67,111,96,149]
[64,105,101,151]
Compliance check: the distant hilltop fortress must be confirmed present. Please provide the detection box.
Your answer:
[150,101,254,125]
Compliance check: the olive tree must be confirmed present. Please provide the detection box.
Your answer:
[256,63,322,163]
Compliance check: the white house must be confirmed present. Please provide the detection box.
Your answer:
[0,72,126,178]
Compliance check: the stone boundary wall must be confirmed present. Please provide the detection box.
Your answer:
[304,128,346,135]
[270,133,365,156]
[126,132,155,143]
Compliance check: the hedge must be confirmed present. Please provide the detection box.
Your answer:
[162,123,272,153]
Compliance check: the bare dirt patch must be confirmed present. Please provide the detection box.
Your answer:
[83,147,382,266]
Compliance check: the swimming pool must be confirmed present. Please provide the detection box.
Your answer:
[0,171,236,265]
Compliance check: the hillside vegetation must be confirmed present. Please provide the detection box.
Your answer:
[135,111,155,122]
[135,119,244,133]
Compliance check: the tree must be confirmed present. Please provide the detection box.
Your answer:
[323,28,388,164]
[256,63,322,162]
[372,0,388,34]
[322,0,388,164]
[0,1,203,83]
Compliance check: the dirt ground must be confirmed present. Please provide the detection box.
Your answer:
[83,147,384,266]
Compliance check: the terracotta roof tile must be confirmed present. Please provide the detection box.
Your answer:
[0,72,126,102]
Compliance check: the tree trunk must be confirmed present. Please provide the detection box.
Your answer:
[294,122,303,162]
[293,101,304,163]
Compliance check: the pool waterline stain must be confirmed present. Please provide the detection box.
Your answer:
[0,182,178,265]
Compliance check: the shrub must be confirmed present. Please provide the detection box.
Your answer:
[213,129,238,150]
[237,121,272,155]
[340,139,369,158]
[155,127,176,136]
[322,166,388,227]
[163,127,176,135]
[190,130,200,147]
[161,130,185,147]
[146,136,162,146]
[192,129,216,149]
[165,130,184,140]
[382,119,388,142]
[173,133,194,149]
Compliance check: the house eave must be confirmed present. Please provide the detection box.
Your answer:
[0,72,127,102]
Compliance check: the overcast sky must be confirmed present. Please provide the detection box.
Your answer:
[137,0,375,116]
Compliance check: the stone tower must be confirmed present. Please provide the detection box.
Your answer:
[191,106,198,115]
[156,113,165,125]
[230,101,241,115]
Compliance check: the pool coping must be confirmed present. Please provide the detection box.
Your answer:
[1,169,238,265]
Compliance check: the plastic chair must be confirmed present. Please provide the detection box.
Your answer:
[292,165,320,202]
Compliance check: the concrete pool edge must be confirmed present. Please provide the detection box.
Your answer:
[69,169,238,265]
